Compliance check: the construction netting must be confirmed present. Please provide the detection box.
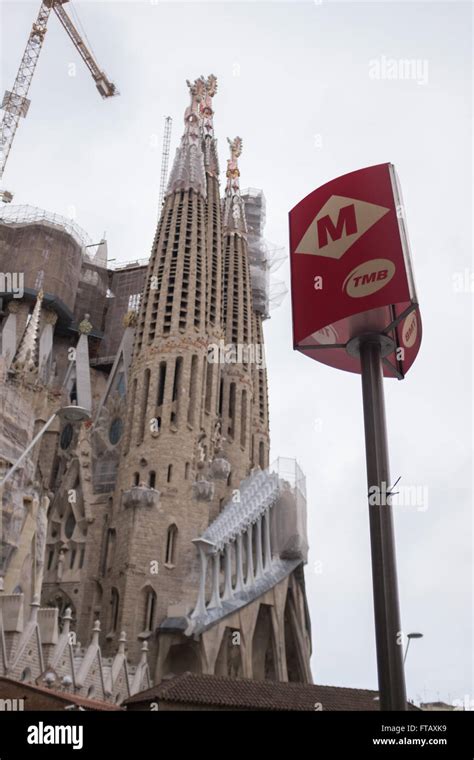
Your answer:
[270,457,309,562]
[0,205,86,315]
[241,188,287,319]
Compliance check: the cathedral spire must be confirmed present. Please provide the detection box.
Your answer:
[12,290,43,374]
[222,137,247,236]
[166,76,207,199]
[200,74,219,176]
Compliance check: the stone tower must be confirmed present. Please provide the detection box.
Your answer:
[21,75,313,684]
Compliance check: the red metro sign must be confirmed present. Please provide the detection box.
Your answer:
[289,163,421,377]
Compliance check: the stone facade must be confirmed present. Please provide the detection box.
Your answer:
[0,76,312,700]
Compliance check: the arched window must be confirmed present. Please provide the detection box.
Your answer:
[240,390,247,447]
[47,549,55,571]
[143,587,157,632]
[133,472,139,487]
[259,441,265,469]
[110,588,119,632]
[165,524,178,566]
[167,464,173,483]
[149,471,156,488]
[65,510,76,539]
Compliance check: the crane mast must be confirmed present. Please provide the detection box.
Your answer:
[0,2,52,190]
[0,0,117,199]
[158,116,172,217]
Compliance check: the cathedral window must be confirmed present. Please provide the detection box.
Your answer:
[115,372,126,397]
[218,377,224,415]
[259,441,265,469]
[143,587,157,632]
[170,357,182,426]
[228,383,236,440]
[205,361,213,413]
[65,510,76,540]
[109,418,123,445]
[157,361,167,406]
[123,378,137,455]
[137,368,151,444]
[165,524,178,567]
[188,355,198,426]
[241,391,247,447]
[60,424,73,450]
[110,588,119,632]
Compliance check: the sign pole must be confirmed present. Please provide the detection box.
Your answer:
[357,335,407,711]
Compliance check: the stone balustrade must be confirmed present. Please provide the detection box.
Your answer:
[191,469,280,620]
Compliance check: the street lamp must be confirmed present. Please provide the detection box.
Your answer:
[0,405,90,487]
[404,632,423,664]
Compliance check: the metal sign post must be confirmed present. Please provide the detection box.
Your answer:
[349,334,407,710]
[289,164,422,711]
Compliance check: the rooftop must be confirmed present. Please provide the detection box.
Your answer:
[124,672,421,712]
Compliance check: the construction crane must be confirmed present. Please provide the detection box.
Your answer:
[0,0,117,202]
[158,116,173,217]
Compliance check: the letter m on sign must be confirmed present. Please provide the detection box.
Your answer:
[295,195,390,259]
[317,204,357,248]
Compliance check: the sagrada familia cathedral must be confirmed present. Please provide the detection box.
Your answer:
[0,76,312,704]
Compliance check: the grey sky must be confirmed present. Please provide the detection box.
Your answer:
[1,0,472,705]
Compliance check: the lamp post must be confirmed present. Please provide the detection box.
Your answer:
[0,405,90,488]
[404,632,423,664]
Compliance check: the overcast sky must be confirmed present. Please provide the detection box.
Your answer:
[1,0,472,706]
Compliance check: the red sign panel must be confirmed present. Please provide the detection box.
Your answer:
[289,163,421,377]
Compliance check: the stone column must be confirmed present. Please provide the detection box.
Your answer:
[235,533,245,593]
[208,551,222,609]
[264,508,272,571]
[192,543,209,618]
[245,524,254,588]
[255,516,264,579]
[223,543,234,600]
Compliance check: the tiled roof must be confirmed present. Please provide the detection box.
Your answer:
[124,672,420,711]
[0,676,122,711]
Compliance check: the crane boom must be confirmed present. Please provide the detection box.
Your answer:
[52,1,116,98]
[0,0,117,192]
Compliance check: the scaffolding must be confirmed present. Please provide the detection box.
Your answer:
[0,203,93,250]
[270,457,309,562]
[241,188,287,319]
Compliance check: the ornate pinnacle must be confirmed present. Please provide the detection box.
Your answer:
[78,313,93,335]
[166,76,208,199]
[200,74,219,175]
[222,137,247,235]
[226,137,243,193]
[12,290,43,374]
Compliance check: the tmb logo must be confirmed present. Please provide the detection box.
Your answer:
[295,195,389,259]
[343,259,395,298]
